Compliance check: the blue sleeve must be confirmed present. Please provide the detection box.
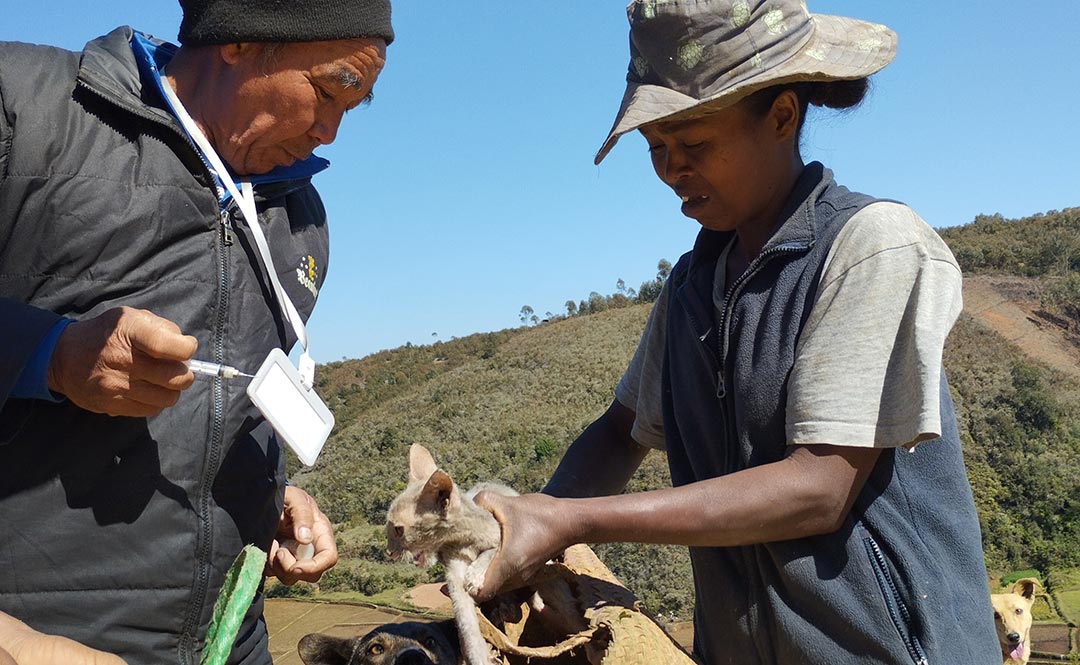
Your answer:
[0,298,66,407]
[11,317,74,401]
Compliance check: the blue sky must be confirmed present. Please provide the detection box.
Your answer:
[7,2,1078,362]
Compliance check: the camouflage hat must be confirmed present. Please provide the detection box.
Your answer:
[595,0,896,164]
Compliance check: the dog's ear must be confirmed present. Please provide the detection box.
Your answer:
[298,633,355,665]
[1013,577,1043,600]
[432,618,459,645]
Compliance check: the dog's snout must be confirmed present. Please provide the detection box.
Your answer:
[395,649,434,665]
[1006,631,1021,644]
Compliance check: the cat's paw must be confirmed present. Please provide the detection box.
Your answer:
[463,568,487,597]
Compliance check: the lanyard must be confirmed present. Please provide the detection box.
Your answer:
[159,76,317,389]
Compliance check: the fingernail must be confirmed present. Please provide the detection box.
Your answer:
[298,527,312,541]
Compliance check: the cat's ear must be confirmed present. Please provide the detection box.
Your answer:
[419,469,457,514]
[408,443,438,483]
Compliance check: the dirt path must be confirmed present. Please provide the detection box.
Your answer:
[962,276,1080,379]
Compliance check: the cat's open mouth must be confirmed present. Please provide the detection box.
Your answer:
[402,550,433,568]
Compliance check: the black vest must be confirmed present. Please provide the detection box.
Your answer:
[0,28,330,665]
[662,164,998,664]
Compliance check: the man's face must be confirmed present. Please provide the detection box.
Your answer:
[208,38,386,175]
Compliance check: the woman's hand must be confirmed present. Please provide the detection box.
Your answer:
[0,612,125,665]
[470,491,578,602]
[267,485,339,585]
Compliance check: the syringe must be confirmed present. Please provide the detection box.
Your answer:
[186,359,254,380]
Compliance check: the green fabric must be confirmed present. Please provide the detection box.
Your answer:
[201,545,268,665]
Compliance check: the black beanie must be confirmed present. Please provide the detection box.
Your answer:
[178,0,394,46]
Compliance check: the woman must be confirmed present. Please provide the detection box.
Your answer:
[474,1,1000,664]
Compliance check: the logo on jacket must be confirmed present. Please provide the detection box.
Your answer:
[296,255,319,298]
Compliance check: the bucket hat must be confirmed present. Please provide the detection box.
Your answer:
[595,0,896,164]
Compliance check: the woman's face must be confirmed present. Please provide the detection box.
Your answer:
[639,98,794,235]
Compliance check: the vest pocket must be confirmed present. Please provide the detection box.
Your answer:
[863,535,929,665]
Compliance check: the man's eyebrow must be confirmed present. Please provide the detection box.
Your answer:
[329,67,365,90]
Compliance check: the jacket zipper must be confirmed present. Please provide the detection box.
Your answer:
[713,243,804,476]
[79,75,235,664]
[864,536,929,665]
[714,243,805,398]
[177,202,234,664]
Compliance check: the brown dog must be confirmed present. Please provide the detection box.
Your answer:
[990,577,1042,665]
[298,621,460,665]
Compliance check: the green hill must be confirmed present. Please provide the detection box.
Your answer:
[282,206,1080,622]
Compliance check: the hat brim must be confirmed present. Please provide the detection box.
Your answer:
[594,14,897,164]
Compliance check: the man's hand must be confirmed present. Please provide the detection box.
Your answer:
[46,307,198,417]
[268,485,338,585]
[0,611,125,665]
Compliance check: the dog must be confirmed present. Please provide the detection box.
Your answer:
[990,577,1043,665]
[298,620,460,665]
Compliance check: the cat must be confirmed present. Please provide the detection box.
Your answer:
[385,443,516,665]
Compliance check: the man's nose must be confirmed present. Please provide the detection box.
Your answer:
[309,110,343,146]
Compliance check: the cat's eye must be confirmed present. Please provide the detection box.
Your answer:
[1015,608,1024,615]
[367,643,385,655]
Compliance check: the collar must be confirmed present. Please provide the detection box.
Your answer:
[129,32,330,198]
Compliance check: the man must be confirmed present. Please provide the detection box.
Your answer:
[0,1,392,663]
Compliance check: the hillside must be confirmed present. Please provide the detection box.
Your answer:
[283,206,1080,622]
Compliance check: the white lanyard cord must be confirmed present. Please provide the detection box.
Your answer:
[159,76,316,388]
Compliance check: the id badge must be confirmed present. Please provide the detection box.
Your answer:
[246,348,334,467]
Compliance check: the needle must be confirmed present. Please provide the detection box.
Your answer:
[186,359,254,380]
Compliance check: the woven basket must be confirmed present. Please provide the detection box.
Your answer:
[475,545,696,665]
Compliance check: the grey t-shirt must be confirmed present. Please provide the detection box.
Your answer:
[615,202,963,451]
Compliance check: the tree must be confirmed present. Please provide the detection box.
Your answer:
[587,291,605,314]
[519,305,534,325]
[565,300,578,317]
[637,258,672,304]
[657,258,672,281]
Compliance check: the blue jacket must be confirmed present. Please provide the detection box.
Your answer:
[662,164,999,664]
[0,27,330,665]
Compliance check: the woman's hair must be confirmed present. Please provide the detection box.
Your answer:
[744,78,870,139]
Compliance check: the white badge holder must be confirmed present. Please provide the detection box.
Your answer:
[247,348,334,467]
[160,76,335,467]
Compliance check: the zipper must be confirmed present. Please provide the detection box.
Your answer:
[177,201,234,664]
[714,243,805,387]
[864,536,929,665]
[221,209,235,246]
[713,243,804,468]
[79,70,249,663]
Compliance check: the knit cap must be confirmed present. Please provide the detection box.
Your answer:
[178,0,394,46]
